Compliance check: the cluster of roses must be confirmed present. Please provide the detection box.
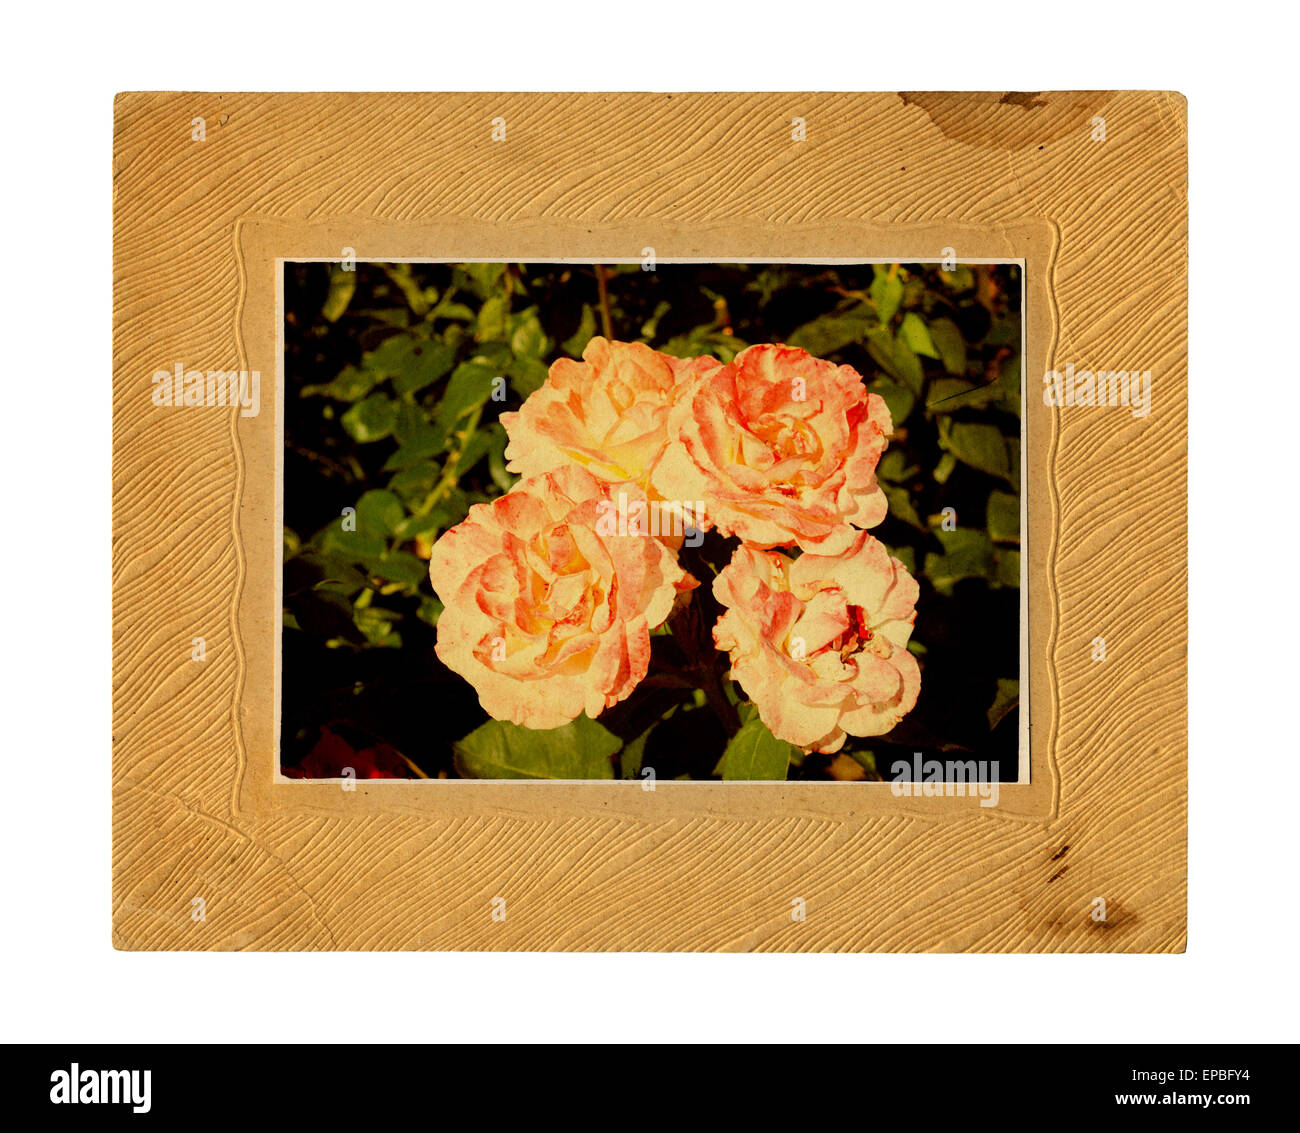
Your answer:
[428,337,921,755]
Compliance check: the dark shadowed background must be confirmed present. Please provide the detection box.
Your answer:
[281,260,1022,781]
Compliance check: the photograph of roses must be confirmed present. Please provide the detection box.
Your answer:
[280,260,1022,782]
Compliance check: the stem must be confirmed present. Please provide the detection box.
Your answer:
[594,264,613,339]
[414,405,482,518]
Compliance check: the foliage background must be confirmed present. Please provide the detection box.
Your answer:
[281,260,1022,781]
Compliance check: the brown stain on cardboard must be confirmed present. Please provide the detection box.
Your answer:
[901,90,1114,150]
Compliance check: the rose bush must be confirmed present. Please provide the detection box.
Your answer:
[434,337,917,754]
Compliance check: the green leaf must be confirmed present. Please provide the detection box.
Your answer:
[787,308,874,355]
[987,679,1019,730]
[923,528,994,594]
[639,300,671,342]
[876,449,918,483]
[475,295,510,342]
[453,715,620,780]
[871,377,915,427]
[900,312,939,359]
[301,364,376,401]
[353,605,401,648]
[925,378,999,413]
[510,309,549,359]
[380,264,433,316]
[995,548,1021,588]
[938,265,975,292]
[986,316,1019,346]
[866,327,923,396]
[392,401,427,444]
[283,549,368,597]
[720,714,794,781]
[941,419,1017,483]
[484,423,515,493]
[564,304,598,356]
[319,525,385,560]
[364,333,420,375]
[454,426,493,476]
[620,727,653,780]
[387,464,438,501]
[383,427,444,471]
[987,490,1020,543]
[928,317,967,375]
[432,361,498,443]
[659,328,748,363]
[507,356,550,399]
[393,510,444,540]
[892,335,925,395]
[431,300,475,322]
[461,262,506,298]
[356,307,411,329]
[321,266,356,322]
[374,550,428,587]
[998,352,1022,417]
[870,267,904,325]
[354,489,404,536]
[341,393,398,442]
[392,339,456,396]
[883,483,926,530]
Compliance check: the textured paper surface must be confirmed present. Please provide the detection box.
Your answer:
[113,92,1186,951]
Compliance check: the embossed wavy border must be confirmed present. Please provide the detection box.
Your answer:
[229,216,1060,823]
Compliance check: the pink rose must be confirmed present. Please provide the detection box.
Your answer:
[653,343,891,553]
[501,337,722,495]
[429,465,692,729]
[712,532,920,753]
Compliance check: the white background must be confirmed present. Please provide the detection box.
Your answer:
[1,0,1293,1045]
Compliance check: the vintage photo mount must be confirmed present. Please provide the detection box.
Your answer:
[113,92,1187,952]
[244,225,1049,819]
